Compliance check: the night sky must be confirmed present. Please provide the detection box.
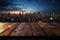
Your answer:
[0,0,60,13]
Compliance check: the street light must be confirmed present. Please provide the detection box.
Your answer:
[50,17,53,20]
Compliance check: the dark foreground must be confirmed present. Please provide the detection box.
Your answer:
[0,21,60,36]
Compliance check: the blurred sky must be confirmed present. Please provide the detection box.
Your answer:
[0,0,60,13]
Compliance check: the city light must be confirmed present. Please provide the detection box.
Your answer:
[50,17,53,20]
